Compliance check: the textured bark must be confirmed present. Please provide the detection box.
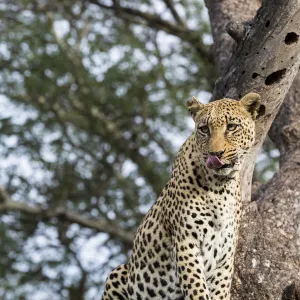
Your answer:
[232,72,300,300]
[233,149,300,299]
[204,0,260,74]
[269,73,300,156]
[205,0,300,299]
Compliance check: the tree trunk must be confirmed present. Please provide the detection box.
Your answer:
[205,0,300,298]
[205,0,260,75]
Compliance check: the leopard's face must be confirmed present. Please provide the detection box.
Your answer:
[187,93,261,177]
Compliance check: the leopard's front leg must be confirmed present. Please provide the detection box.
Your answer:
[207,254,235,300]
[176,237,211,300]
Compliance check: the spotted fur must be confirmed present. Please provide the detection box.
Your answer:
[102,93,261,300]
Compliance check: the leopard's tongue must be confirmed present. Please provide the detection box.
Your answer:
[206,154,225,169]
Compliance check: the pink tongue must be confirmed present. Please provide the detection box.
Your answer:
[206,154,225,169]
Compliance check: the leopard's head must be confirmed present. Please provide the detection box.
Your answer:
[187,93,261,177]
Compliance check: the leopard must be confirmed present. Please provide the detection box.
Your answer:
[102,92,261,300]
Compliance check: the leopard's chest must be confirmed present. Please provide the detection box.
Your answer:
[200,191,237,274]
[202,218,236,273]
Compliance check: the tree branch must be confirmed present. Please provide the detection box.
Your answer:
[162,0,187,28]
[204,0,259,74]
[88,0,213,62]
[0,188,134,246]
[269,71,300,156]
[226,20,246,43]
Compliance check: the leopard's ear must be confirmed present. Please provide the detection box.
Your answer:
[240,92,261,120]
[186,96,203,120]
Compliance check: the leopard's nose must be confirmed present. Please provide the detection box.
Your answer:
[208,150,225,158]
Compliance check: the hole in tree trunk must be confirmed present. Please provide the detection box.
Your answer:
[265,69,286,85]
[284,32,299,45]
[256,104,265,119]
[281,282,300,300]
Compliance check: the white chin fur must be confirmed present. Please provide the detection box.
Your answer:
[212,167,237,177]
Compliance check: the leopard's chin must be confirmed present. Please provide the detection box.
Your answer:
[212,167,235,177]
[210,161,240,177]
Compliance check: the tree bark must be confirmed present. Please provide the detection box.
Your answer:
[205,0,300,298]
[204,0,260,74]
[233,72,300,300]
[233,146,300,299]
[269,73,300,157]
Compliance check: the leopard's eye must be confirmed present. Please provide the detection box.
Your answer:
[198,125,209,134]
[227,124,238,131]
